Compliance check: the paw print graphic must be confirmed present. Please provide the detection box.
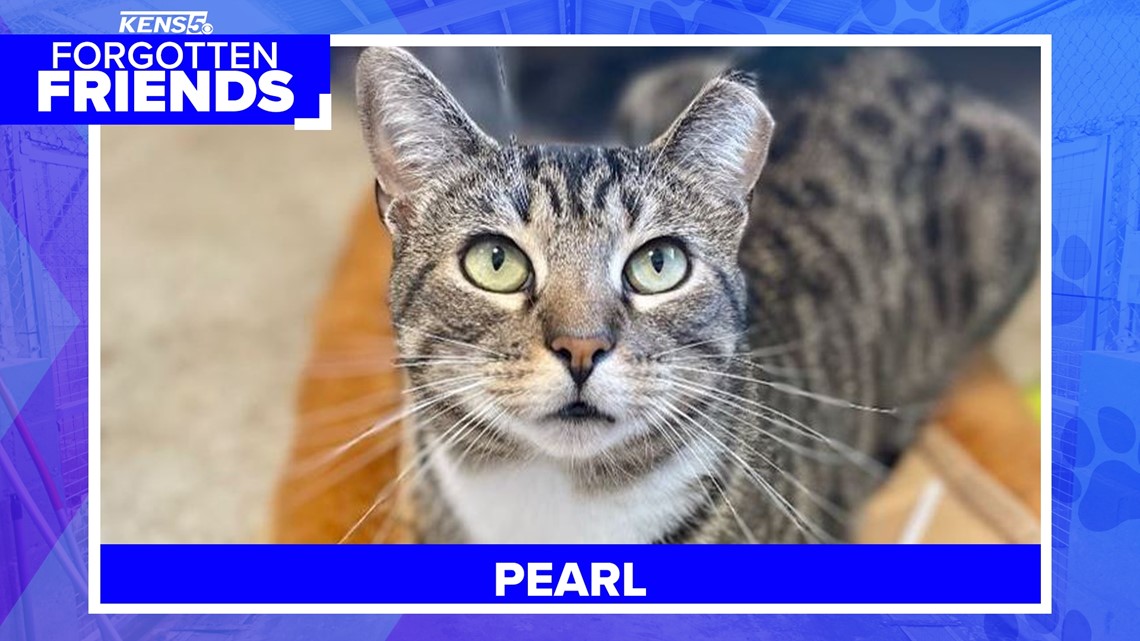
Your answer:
[1071,406,1140,532]
[851,0,971,34]
[1053,224,1094,326]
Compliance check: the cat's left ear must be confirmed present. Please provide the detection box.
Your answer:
[649,71,775,198]
[356,47,498,227]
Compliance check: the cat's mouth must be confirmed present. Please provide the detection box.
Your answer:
[550,401,616,423]
[522,400,629,459]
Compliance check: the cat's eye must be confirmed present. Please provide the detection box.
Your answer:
[461,236,532,293]
[624,239,689,294]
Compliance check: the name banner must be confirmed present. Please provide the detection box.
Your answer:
[0,35,331,125]
[101,544,1042,604]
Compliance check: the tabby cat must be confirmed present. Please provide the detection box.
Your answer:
[354,46,1039,543]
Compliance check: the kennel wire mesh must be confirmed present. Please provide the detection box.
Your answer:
[1008,0,1140,628]
[0,124,92,641]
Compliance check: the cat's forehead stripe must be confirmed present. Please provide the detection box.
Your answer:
[514,144,645,229]
[508,178,531,224]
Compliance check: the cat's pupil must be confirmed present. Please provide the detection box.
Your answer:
[491,246,505,270]
[650,249,665,273]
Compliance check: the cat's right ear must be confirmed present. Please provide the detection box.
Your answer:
[649,71,775,200]
[356,47,497,233]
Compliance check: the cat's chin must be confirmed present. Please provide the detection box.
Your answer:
[516,413,636,461]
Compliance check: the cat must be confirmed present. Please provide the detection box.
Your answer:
[353,46,1040,543]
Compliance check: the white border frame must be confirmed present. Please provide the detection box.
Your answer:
[88,33,1052,615]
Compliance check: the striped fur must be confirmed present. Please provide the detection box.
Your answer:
[355,47,1039,543]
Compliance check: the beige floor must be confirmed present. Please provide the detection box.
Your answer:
[101,97,371,543]
[100,94,1041,543]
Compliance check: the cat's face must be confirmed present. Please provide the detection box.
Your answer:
[357,48,773,460]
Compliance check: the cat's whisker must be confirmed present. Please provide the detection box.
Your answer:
[665,387,852,525]
[283,430,404,507]
[293,377,472,448]
[652,329,749,359]
[663,406,764,545]
[396,353,498,362]
[657,394,833,543]
[662,375,886,477]
[662,375,838,444]
[709,397,882,474]
[671,364,898,415]
[738,308,904,361]
[296,370,486,431]
[293,381,484,477]
[297,389,406,428]
[655,393,812,538]
[340,405,483,544]
[666,388,844,535]
[662,311,873,365]
[344,394,507,543]
[666,352,810,381]
[371,398,511,544]
[644,403,759,543]
[287,407,411,480]
[307,390,492,506]
[402,373,486,395]
[393,322,510,358]
[677,385,871,472]
[395,353,500,365]
[394,360,496,370]
[661,393,839,543]
[442,391,522,479]
[395,357,495,364]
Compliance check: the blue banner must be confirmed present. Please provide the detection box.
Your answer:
[101,544,1042,604]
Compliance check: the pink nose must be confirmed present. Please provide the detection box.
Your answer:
[549,335,613,385]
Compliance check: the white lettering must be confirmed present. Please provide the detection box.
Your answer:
[73,71,111,112]
[495,563,524,597]
[37,71,70,111]
[494,562,646,597]
[591,562,620,597]
[214,71,256,112]
[527,562,554,597]
[553,563,588,597]
[256,70,293,112]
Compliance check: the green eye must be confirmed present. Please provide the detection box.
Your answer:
[624,239,689,294]
[461,236,531,293]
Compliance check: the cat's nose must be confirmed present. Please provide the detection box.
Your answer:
[549,334,614,385]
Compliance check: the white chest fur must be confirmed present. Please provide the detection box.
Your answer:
[430,437,716,543]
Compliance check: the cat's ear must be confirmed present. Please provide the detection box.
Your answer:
[649,71,774,198]
[356,47,497,227]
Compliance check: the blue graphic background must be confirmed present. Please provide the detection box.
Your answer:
[0,0,1137,639]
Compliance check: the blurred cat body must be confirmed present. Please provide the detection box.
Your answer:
[352,47,1039,543]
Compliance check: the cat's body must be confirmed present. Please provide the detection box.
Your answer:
[355,47,1039,544]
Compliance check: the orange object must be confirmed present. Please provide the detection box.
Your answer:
[934,355,1042,518]
[271,190,411,543]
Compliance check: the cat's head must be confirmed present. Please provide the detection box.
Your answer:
[356,47,773,460]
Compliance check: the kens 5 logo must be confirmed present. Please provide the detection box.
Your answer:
[118,10,214,34]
